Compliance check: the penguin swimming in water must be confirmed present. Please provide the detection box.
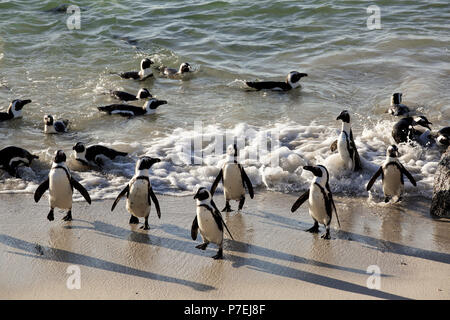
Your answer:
[435,127,450,147]
[366,145,417,203]
[34,150,91,221]
[0,99,32,121]
[43,115,69,133]
[158,63,192,77]
[330,110,362,171]
[191,187,234,259]
[291,165,340,239]
[111,156,161,230]
[0,146,39,178]
[97,98,167,117]
[109,88,151,102]
[387,93,410,116]
[210,144,254,212]
[392,116,432,144]
[118,58,154,81]
[72,142,128,168]
[245,71,307,91]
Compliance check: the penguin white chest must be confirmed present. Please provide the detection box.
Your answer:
[44,124,56,134]
[197,206,223,245]
[126,180,150,217]
[49,169,73,209]
[308,184,330,225]
[382,165,403,197]
[223,164,244,200]
[337,133,352,170]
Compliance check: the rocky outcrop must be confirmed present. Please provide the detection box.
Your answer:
[431,146,450,217]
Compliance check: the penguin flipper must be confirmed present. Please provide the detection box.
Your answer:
[330,140,338,152]
[111,185,129,211]
[366,167,383,191]
[191,216,199,240]
[210,200,234,240]
[71,178,91,204]
[328,192,340,228]
[34,178,49,203]
[210,169,223,195]
[291,190,310,212]
[240,166,254,199]
[148,187,161,219]
[399,164,417,186]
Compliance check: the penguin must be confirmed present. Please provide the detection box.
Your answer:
[98,98,167,117]
[210,144,254,212]
[436,127,450,147]
[392,116,432,144]
[387,93,410,116]
[109,88,151,102]
[158,63,192,77]
[191,187,234,259]
[43,115,69,133]
[118,58,154,80]
[291,165,340,239]
[72,142,128,168]
[245,71,308,91]
[330,110,362,171]
[0,146,39,178]
[111,156,161,230]
[0,99,32,121]
[34,150,91,221]
[366,145,417,203]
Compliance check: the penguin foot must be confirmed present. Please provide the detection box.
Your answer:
[306,224,319,233]
[321,231,331,240]
[222,206,233,212]
[129,215,139,224]
[384,197,391,203]
[195,243,208,250]
[47,210,54,221]
[395,197,403,203]
[212,248,223,260]
[62,211,72,221]
[140,224,150,230]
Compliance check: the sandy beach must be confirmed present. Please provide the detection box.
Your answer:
[0,192,448,300]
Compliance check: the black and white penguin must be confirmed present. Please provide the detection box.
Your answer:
[0,99,32,121]
[210,144,254,212]
[191,187,234,259]
[330,110,362,171]
[245,71,308,91]
[119,58,154,81]
[98,98,167,117]
[366,145,417,203]
[34,150,91,221]
[435,127,450,147]
[109,88,151,102]
[72,142,127,168]
[0,146,39,177]
[111,156,161,230]
[43,115,69,133]
[387,93,410,116]
[392,116,432,144]
[291,165,340,239]
[158,63,192,77]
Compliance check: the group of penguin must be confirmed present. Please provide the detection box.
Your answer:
[1,58,449,259]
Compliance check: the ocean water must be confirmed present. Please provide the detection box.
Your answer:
[0,0,449,202]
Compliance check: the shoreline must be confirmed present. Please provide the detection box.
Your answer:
[0,192,449,299]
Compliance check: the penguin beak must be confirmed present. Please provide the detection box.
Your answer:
[303,166,315,172]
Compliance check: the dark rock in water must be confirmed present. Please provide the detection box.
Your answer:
[45,4,71,13]
[431,146,450,218]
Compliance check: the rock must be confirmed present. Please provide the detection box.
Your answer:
[431,146,450,217]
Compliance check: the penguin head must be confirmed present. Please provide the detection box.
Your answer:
[303,165,329,184]
[72,142,85,153]
[226,144,238,158]
[136,156,160,170]
[387,145,399,158]
[336,110,351,123]
[54,150,67,163]
[136,88,151,100]
[193,187,211,201]
[8,99,31,115]
[413,116,432,130]
[44,114,54,125]
[179,63,192,74]
[391,93,402,105]
[141,58,153,70]
[286,71,307,88]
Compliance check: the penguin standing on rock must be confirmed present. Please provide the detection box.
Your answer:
[366,145,417,203]
[72,142,128,168]
[111,156,161,230]
[118,58,154,81]
[43,115,69,133]
[34,150,91,221]
[245,71,307,91]
[210,144,254,212]
[0,146,39,178]
[331,110,362,172]
[291,165,339,240]
[0,99,31,121]
[191,187,234,259]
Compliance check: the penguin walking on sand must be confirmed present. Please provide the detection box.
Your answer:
[330,110,362,171]
[109,88,151,102]
[0,99,32,121]
[366,145,417,203]
[392,116,432,144]
[245,71,307,91]
[387,93,410,116]
[118,58,154,81]
[191,187,234,259]
[111,156,161,230]
[291,165,340,240]
[34,150,91,221]
[210,144,254,212]
[43,115,69,133]
[0,146,39,178]
[98,98,167,117]
[73,142,127,169]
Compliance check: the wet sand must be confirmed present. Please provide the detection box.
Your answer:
[0,192,449,300]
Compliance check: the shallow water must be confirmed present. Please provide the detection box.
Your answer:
[0,0,449,200]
